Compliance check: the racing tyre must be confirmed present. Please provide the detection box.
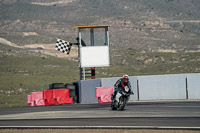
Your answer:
[119,105,125,111]
[65,84,75,90]
[119,97,126,111]
[49,83,65,89]
[111,101,117,110]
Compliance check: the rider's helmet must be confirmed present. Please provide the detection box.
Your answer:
[123,74,129,83]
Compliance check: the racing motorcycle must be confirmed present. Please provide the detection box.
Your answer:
[111,86,132,111]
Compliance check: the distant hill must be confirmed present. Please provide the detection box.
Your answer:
[1,0,200,51]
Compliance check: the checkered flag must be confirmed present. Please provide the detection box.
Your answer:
[55,39,72,54]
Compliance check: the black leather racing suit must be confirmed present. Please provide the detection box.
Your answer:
[112,78,132,99]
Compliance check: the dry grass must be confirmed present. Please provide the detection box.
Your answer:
[0,129,199,133]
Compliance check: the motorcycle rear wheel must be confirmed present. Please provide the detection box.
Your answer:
[111,101,117,110]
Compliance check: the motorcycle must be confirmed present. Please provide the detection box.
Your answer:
[111,86,132,111]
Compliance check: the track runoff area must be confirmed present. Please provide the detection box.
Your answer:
[0,101,200,130]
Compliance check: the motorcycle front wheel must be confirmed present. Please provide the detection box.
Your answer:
[119,97,126,111]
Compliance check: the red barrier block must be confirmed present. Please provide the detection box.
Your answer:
[27,95,34,106]
[53,89,73,104]
[95,86,113,103]
[43,90,55,105]
[30,91,45,106]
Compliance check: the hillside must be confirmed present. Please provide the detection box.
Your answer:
[1,0,200,51]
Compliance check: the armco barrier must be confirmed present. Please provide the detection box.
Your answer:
[186,73,200,99]
[80,79,101,103]
[137,74,187,100]
[95,86,113,103]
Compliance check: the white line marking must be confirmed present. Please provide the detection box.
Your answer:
[0,126,200,129]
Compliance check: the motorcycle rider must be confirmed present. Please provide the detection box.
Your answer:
[112,74,133,100]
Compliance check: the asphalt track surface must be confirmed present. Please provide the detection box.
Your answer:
[0,101,200,129]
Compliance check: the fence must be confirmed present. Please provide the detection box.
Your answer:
[79,73,200,103]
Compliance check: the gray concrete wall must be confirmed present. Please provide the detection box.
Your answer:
[79,73,200,103]
[128,76,138,101]
[80,79,101,103]
[101,77,120,89]
[186,73,200,99]
[137,74,187,100]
